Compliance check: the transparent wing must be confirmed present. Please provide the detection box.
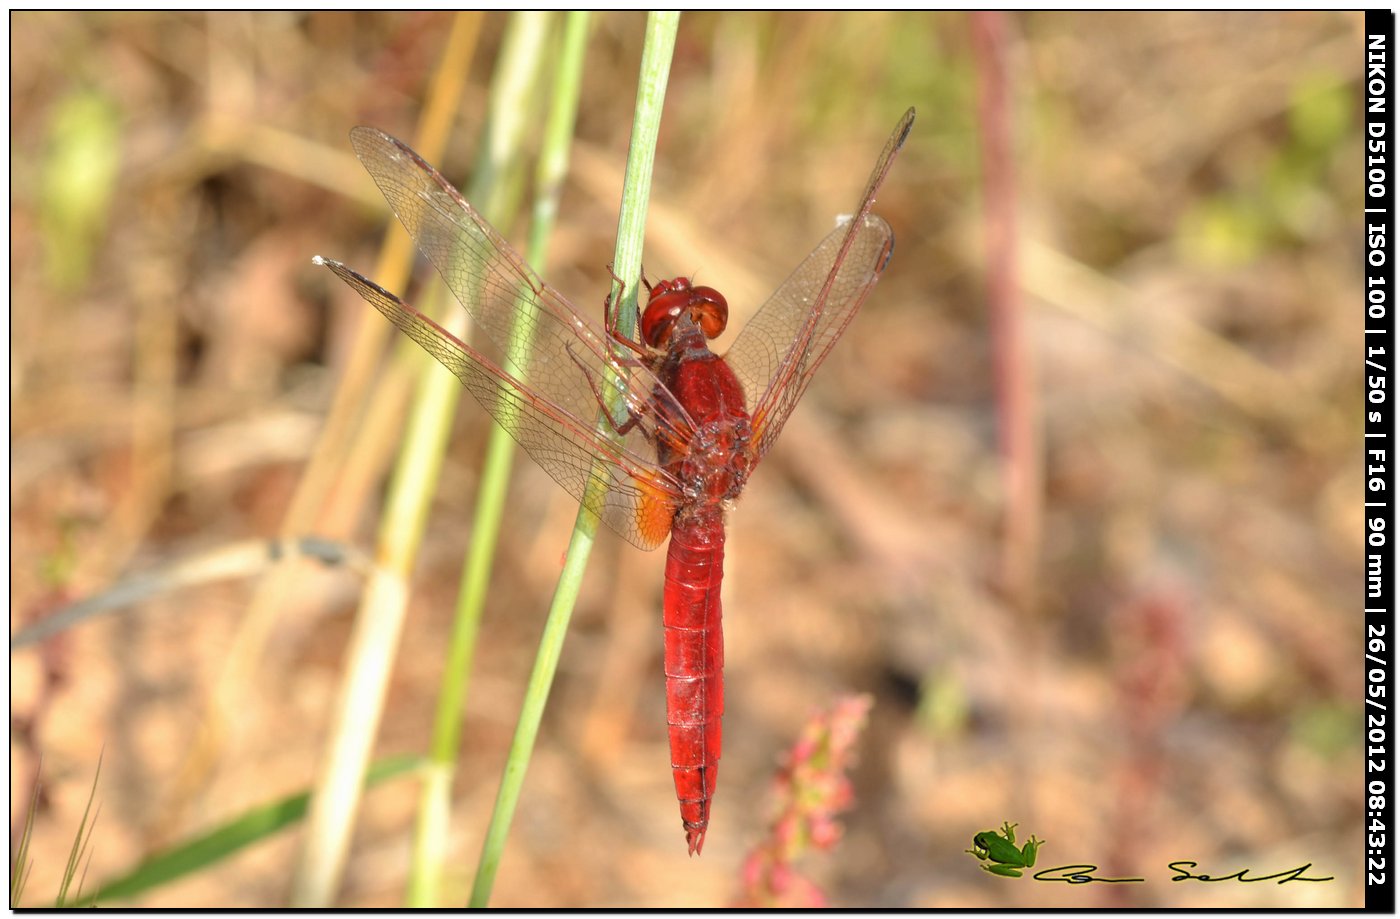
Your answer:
[317,258,677,549]
[724,108,913,459]
[320,127,691,549]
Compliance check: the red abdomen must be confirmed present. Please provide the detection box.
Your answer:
[663,510,726,856]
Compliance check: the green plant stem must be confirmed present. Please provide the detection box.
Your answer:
[467,10,680,908]
[290,12,551,908]
[407,10,591,908]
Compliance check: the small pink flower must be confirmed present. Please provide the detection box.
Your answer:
[732,694,874,907]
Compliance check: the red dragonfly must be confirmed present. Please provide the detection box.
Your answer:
[315,107,914,854]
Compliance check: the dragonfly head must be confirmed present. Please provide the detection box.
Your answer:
[640,276,728,347]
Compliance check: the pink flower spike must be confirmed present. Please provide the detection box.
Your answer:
[731,694,875,907]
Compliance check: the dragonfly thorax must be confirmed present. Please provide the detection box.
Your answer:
[678,417,755,504]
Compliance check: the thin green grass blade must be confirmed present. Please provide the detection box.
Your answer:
[11,770,41,907]
[81,755,421,906]
[407,11,592,908]
[56,751,102,907]
[467,11,681,908]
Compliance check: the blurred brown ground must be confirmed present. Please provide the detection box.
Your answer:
[10,11,1364,908]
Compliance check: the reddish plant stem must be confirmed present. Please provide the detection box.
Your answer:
[970,12,1041,611]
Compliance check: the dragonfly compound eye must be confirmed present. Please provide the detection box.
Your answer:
[688,286,729,339]
[641,280,730,346]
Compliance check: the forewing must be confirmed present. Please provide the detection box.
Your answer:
[347,126,694,466]
[724,108,913,459]
[317,257,676,550]
[323,125,694,549]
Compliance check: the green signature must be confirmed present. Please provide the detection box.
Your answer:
[964,822,1335,884]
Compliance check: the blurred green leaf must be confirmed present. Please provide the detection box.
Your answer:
[81,755,421,906]
[1177,195,1268,268]
[39,89,122,291]
[1177,70,1353,268]
[1288,74,1351,153]
[917,667,970,738]
[1289,702,1357,758]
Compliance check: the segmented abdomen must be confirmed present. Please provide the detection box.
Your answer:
[662,511,725,856]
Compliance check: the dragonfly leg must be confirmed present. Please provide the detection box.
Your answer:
[604,264,650,358]
[565,341,651,437]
